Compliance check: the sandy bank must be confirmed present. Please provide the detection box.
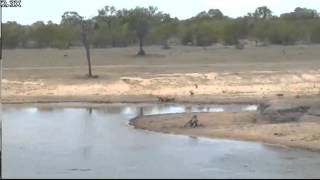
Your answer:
[131,111,320,151]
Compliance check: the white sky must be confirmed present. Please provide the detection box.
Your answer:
[2,0,320,25]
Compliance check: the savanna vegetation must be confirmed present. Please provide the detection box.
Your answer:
[3,5,320,77]
[3,6,320,51]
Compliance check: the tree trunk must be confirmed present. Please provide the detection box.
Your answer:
[137,37,145,56]
[139,107,144,117]
[84,43,93,78]
[0,36,2,98]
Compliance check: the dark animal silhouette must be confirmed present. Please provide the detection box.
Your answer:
[157,97,175,102]
[184,115,199,128]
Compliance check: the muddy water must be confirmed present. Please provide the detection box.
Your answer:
[2,103,320,179]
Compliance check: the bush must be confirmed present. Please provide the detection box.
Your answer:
[223,20,249,45]
[2,22,25,49]
[267,21,299,45]
[311,24,320,43]
[235,40,245,49]
[194,22,219,46]
[51,40,70,49]
[181,27,194,45]
[4,7,320,49]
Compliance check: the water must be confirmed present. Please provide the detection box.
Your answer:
[2,103,320,179]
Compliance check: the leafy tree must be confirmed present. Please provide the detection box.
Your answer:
[281,7,319,19]
[311,23,320,43]
[29,21,50,48]
[193,21,219,46]
[223,20,249,45]
[254,6,273,20]
[196,9,224,20]
[208,9,224,19]
[94,6,131,47]
[252,20,271,43]
[5,5,320,50]
[2,21,25,48]
[295,7,319,18]
[180,24,195,45]
[154,14,178,49]
[267,20,299,45]
[94,7,117,48]
[127,7,154,56]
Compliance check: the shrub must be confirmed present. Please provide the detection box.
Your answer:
[267,21,299,45]
[311,24,320,43]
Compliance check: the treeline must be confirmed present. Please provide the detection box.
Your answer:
[3,6,320,49]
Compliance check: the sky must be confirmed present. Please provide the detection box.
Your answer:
[2,0,320,25]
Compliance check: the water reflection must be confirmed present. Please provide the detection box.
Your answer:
[139,107,144,117]
[37,107,59,112]
[24,108,38,114]
[188,136,200,146]
[184,106,192,113]
[87,108,93,116]
[82,108,94,160]
[5,103,258,116]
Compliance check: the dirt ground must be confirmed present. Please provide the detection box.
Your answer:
[2,45,320,150]
[3,45,320,103]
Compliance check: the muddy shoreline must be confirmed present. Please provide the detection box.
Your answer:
[130,111,320,151]
[130,118,320,153]
[126,95,320,151]
[0,92,284,105]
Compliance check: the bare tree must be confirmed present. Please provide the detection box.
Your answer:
[61,12,96,78]
[80,19,95,78]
